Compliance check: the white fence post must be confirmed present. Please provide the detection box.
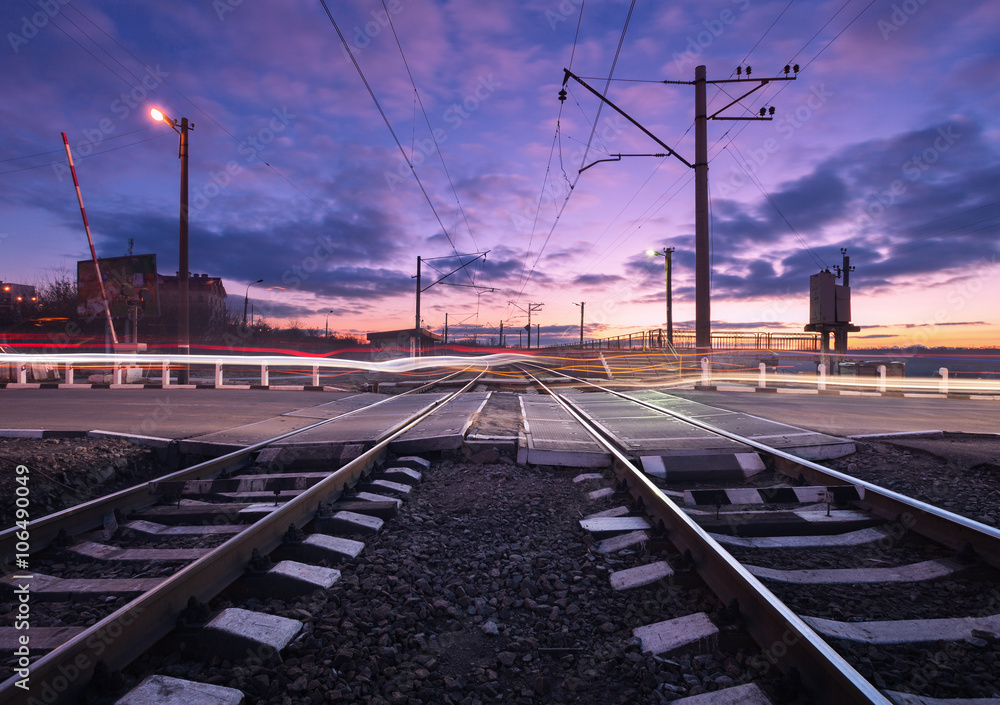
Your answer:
[162,360,171,387]
[260,364,269,387]
[877,364,886,393]
[758,362,767,388]
[701,357,711,386]
[215,363,224,387]
[938,367,949,395]
[65,362,74,385]
[312,365,320,387]
[817,363,826,391]
[18,363,27,384]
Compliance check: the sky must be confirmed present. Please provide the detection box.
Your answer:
[1,0,999,348]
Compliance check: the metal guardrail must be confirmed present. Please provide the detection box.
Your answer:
[551,329,821,353]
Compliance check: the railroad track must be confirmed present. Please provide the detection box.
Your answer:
[0,367,486,705]
[3,365,997,704]
[523,367,1000,704]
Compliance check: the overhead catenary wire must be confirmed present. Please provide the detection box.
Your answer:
[317,0,472,279]
[379,0,484,289]
[511,0,637,306]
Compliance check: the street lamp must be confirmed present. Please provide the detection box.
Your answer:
[647,247,675,346]
[325,309,333,339]
[243,279,263,328]
[573,302,585,347]
[151,107,194,383]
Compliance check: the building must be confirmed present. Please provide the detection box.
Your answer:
[154,273,229,341]
[0,282,38,325]
[367,328,443,360]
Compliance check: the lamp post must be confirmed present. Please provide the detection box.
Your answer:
[151,108,193,383]
[243,279,263,328]
[647,247,675,346]
[325,309,333,339]
[573,302,585,346]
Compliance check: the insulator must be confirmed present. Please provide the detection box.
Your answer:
[558,88,567,102]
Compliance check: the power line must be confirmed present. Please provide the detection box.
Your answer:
[379,0,483,289]
[317,0,469,272]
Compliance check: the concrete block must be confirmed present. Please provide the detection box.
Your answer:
[323,500,398,520]
[0,626,84,651]
[382,467,422,485]
[711,527,886,549]
[584,506,630,519]
[116,675,244,705]
[670,683,772,705]
[68,541,209,562]
[747,558,967,585]
[633,612,718,655]
[123,520,242,537]
[641,453,765,482]
[579,516,652,539]
[587,487,615,501]
[355,491,403,508]
[609,561,674,590]
[253,560,341,598]
[199,607,302,662]
[293,533,365,563]
[595,530,650,554]
[805,613,1000,645]
[319,510,384,535]
[393,456,431,471]
[367,479,412,496]
[573,473,604,483]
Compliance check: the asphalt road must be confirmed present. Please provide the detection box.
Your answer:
[670,389,1000,436]
[0,388,337,438]
[0,387,997,440]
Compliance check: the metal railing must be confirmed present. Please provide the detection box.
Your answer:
[560,329,820,353]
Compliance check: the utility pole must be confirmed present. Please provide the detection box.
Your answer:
[499,320,504,348]
[573,302,585,346]
[562,63,798,352]
[415,251,491,357]
[647,247,674,346]
[509,301,543,350]
[535,323,540,348]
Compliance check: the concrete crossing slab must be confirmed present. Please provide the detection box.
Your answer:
[391,393,490,452]
[559,391,855,460]
[518,395,610,467]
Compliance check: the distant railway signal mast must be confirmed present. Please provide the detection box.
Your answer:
[561,63,800,351]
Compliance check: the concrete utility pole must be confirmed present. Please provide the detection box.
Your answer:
[509,301,543,349]
[562,63,799,352]
[415,251,491,357]
[573,302,585,346]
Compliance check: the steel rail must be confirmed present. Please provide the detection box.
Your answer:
[0,366,474,567]
[522,369,890,705]
[546,374,1000,570]
[0,368,487,705]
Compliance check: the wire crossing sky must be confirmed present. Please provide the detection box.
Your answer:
[2,0,999,347]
